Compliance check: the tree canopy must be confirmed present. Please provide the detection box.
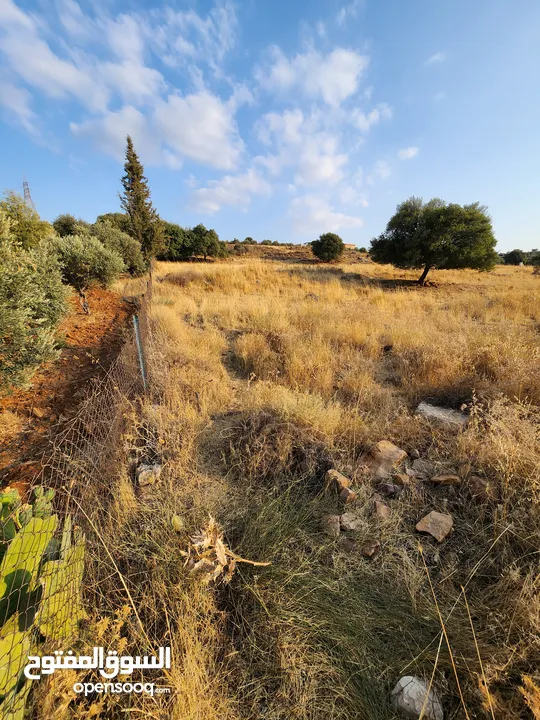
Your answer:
[370,197,498,284]
[311,232,344,262]
[0,191,53,249]
[120,136,163,262]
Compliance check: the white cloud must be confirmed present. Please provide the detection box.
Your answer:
[0,79,38,134]
[367,159,391,185]
[289,194,363,235]
[0,0,35,29]
[336,0,363,26]
[99,61,165,105]
[338,184,369,207]
[154,91,243,170]
[190,168,271,214]
[164,1,237,73]
[398,146,419,160]
[295,134,347,186]
[256,47,369,107]
[351,103,392,132]
[256,109,304,146]
[104,14,145,64]
[426,52,445,65]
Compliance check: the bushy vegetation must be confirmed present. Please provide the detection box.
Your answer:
[52,213,90,238]
[311,232,344,262]
[0,242,70,387]
[50,234,125,293]
[502,247,539,265]
[0,191,54,249]
[91,221,145,276]
[371,196,499,284]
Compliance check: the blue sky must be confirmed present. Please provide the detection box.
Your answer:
[0,0,539,251]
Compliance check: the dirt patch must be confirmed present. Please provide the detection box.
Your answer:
[0,287,133,490]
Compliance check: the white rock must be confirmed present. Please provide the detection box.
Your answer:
[390,676,444,720]
[136,463,162,487]
[340,512,363,531]
[416,402,468,428]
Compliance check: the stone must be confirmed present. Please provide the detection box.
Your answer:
[467,475,499,503]
[325,469,351,493]
[375,501,391,519]
[377,482,404,498]
[31,407,47,419]
[322,515,341,539]
[431,474,461,486]
[340,537,356,553]
[393,473,411,486]
[416,511,453,543]
[416,401,468,429]
[339,487,357,504]
[359,440,407,480]
[340,512,363,531]
[390,676,444,720]
[361,540,381,558]
[136,463,162,487]
[411,459,436,479]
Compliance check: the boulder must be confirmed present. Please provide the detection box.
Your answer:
[340,512,363,532]
[322,515,341,539]
[393,473,411,486]
[416,511,453,542]
[359,440,407,480]
[377,482,404,498]
[431,474,461,487]
[390,676,444,720]
[375,501,391,519]
[136,463,162,487]
[325,469,351,493]
[416,402,468,429]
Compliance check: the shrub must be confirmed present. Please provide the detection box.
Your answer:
[91,222,146,276]
[311,232,344,262]
[243,237,257,245]
[0,191,54,250]
[0,244,70,387]
[504,249,526,265]
[50,235,125,292]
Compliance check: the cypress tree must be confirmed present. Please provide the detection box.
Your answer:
[119,136,163,262]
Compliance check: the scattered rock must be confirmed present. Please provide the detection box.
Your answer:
[416,511,453,543]
[340,512,363,531]
[325,469,351,493]
[361,540,381,558]
[322,515,341,538]
[390,676,444,720]
[31,407,47,419]
[431,474,461,486]
[416,402,468,429]
[339,487,357,504]
[377,482,404,498]
[359,440,407,480]
[467,475,499,503]
[393,473,411,486]
[375,501,391,519]
[136,463,162,487]
[411,448,421,459]
[411,459,436,479]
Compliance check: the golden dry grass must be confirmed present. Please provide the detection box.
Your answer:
[78,257,540,719]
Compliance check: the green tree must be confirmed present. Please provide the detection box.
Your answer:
[158,222,192,261]
[503,249,526,265]
[370,197,498,284]
[52,214,90,237]
[50,235,125,294]
[120,136,163,262]
[0,191,53,249]
[0,244,70,387]
[91,222,145,276]
[243,236,256,245]
[311,232,344,262]
[96,212,129,233]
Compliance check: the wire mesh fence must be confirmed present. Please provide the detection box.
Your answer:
[0,277,154,718]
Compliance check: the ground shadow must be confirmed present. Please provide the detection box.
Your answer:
[278,265,423,291]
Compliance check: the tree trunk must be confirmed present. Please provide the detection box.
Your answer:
[418,264,431,285]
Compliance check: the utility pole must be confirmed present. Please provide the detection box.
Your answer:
[22,177,36,210]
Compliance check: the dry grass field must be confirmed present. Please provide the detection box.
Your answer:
[96,257,539,719]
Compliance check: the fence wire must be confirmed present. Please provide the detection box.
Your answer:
[0,277,153,719]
